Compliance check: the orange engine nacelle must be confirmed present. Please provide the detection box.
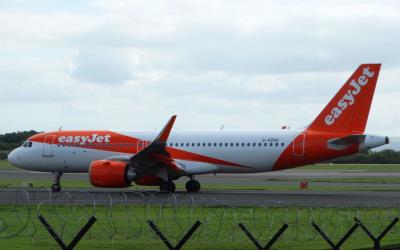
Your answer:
[89,160,136,188]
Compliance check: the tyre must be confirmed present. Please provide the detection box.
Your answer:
[51,183,61,192]
[160,182,176,193]
[185,180,200,192]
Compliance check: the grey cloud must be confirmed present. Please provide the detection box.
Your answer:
[1,0,400,136]
[67,16,400,77]
[70,48,134,84]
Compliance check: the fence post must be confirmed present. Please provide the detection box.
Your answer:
[38,214,97,250]
[355,217,399,250]
[238,223,289,250]
[147,220,201,250]
[311,221,359,250]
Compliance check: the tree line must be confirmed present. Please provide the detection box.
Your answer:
[330,149,400,164]
[0,131,38,159]
[0,131,399,163]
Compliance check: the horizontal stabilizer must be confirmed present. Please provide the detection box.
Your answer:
[327,134,366,150]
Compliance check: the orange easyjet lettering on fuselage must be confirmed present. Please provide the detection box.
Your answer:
[325,67,375,126]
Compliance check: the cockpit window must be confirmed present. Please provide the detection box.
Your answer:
[22,141,33,148]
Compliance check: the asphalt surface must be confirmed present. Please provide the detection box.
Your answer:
[2,169,400,207]
[5,169,400,181]
[0,188,400,207]
[2,170,400,189]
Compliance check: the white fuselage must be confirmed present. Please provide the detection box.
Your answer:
[7,129,388,176]
[9,130,297,174]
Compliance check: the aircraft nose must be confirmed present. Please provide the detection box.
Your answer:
[7,150,18,166]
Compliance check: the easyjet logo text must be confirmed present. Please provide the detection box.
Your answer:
[325,67,375,126]
[58,134,111,145]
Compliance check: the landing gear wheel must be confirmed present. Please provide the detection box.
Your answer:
[51,183,61,192]
[51,172,63,192]
[186,180,201,193]
[160,182,176,193]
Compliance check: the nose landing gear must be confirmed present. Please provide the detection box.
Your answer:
[51,172,62,192]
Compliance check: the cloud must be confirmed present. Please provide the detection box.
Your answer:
[70,48,134,84]
[0,0,399,137]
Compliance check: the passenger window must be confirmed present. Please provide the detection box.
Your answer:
[219,143,223,147]
[236,143,239,147]
[175,143,179,147]
[192,143,195,147]
[242,143,245,146]
[270,143,273,147]
[253,143,256,147]
[28,141,32,147]
[258,143,262,146]
[247,143,250,146]
[281,142,285,147]
[197,143,200,147]
[230,143,234,147]
[276,143,279,147]
[23,142,28,147]
[225,143,228,147]
[181,143,184,147]
[186,143,189,147]
[264,143,267,146]
[203,143,206,147]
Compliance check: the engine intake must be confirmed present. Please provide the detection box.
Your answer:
[89,160,136,188]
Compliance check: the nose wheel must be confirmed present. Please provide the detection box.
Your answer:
[185,179,201,193]
[51,172,62,192]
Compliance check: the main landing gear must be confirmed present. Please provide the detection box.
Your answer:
[160,181,176,193]
[51,172,62,192]
[185,179,201,193]
[158,178,201,193]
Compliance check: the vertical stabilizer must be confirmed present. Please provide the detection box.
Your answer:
[307,64,381,133]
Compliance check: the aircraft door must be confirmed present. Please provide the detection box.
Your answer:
[293,132,305,157]
[43,135,55,157]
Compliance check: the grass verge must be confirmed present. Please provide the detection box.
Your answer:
[1,205,400,249]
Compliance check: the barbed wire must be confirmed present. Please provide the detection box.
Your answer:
[1,188,400,249]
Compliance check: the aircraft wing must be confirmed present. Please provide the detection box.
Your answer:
[127,115,184,173]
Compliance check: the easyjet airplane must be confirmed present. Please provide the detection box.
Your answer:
[7,64,389,192]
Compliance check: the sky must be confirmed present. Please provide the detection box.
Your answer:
[1,0,400,137]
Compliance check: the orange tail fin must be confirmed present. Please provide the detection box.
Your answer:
[308,64,381,133]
